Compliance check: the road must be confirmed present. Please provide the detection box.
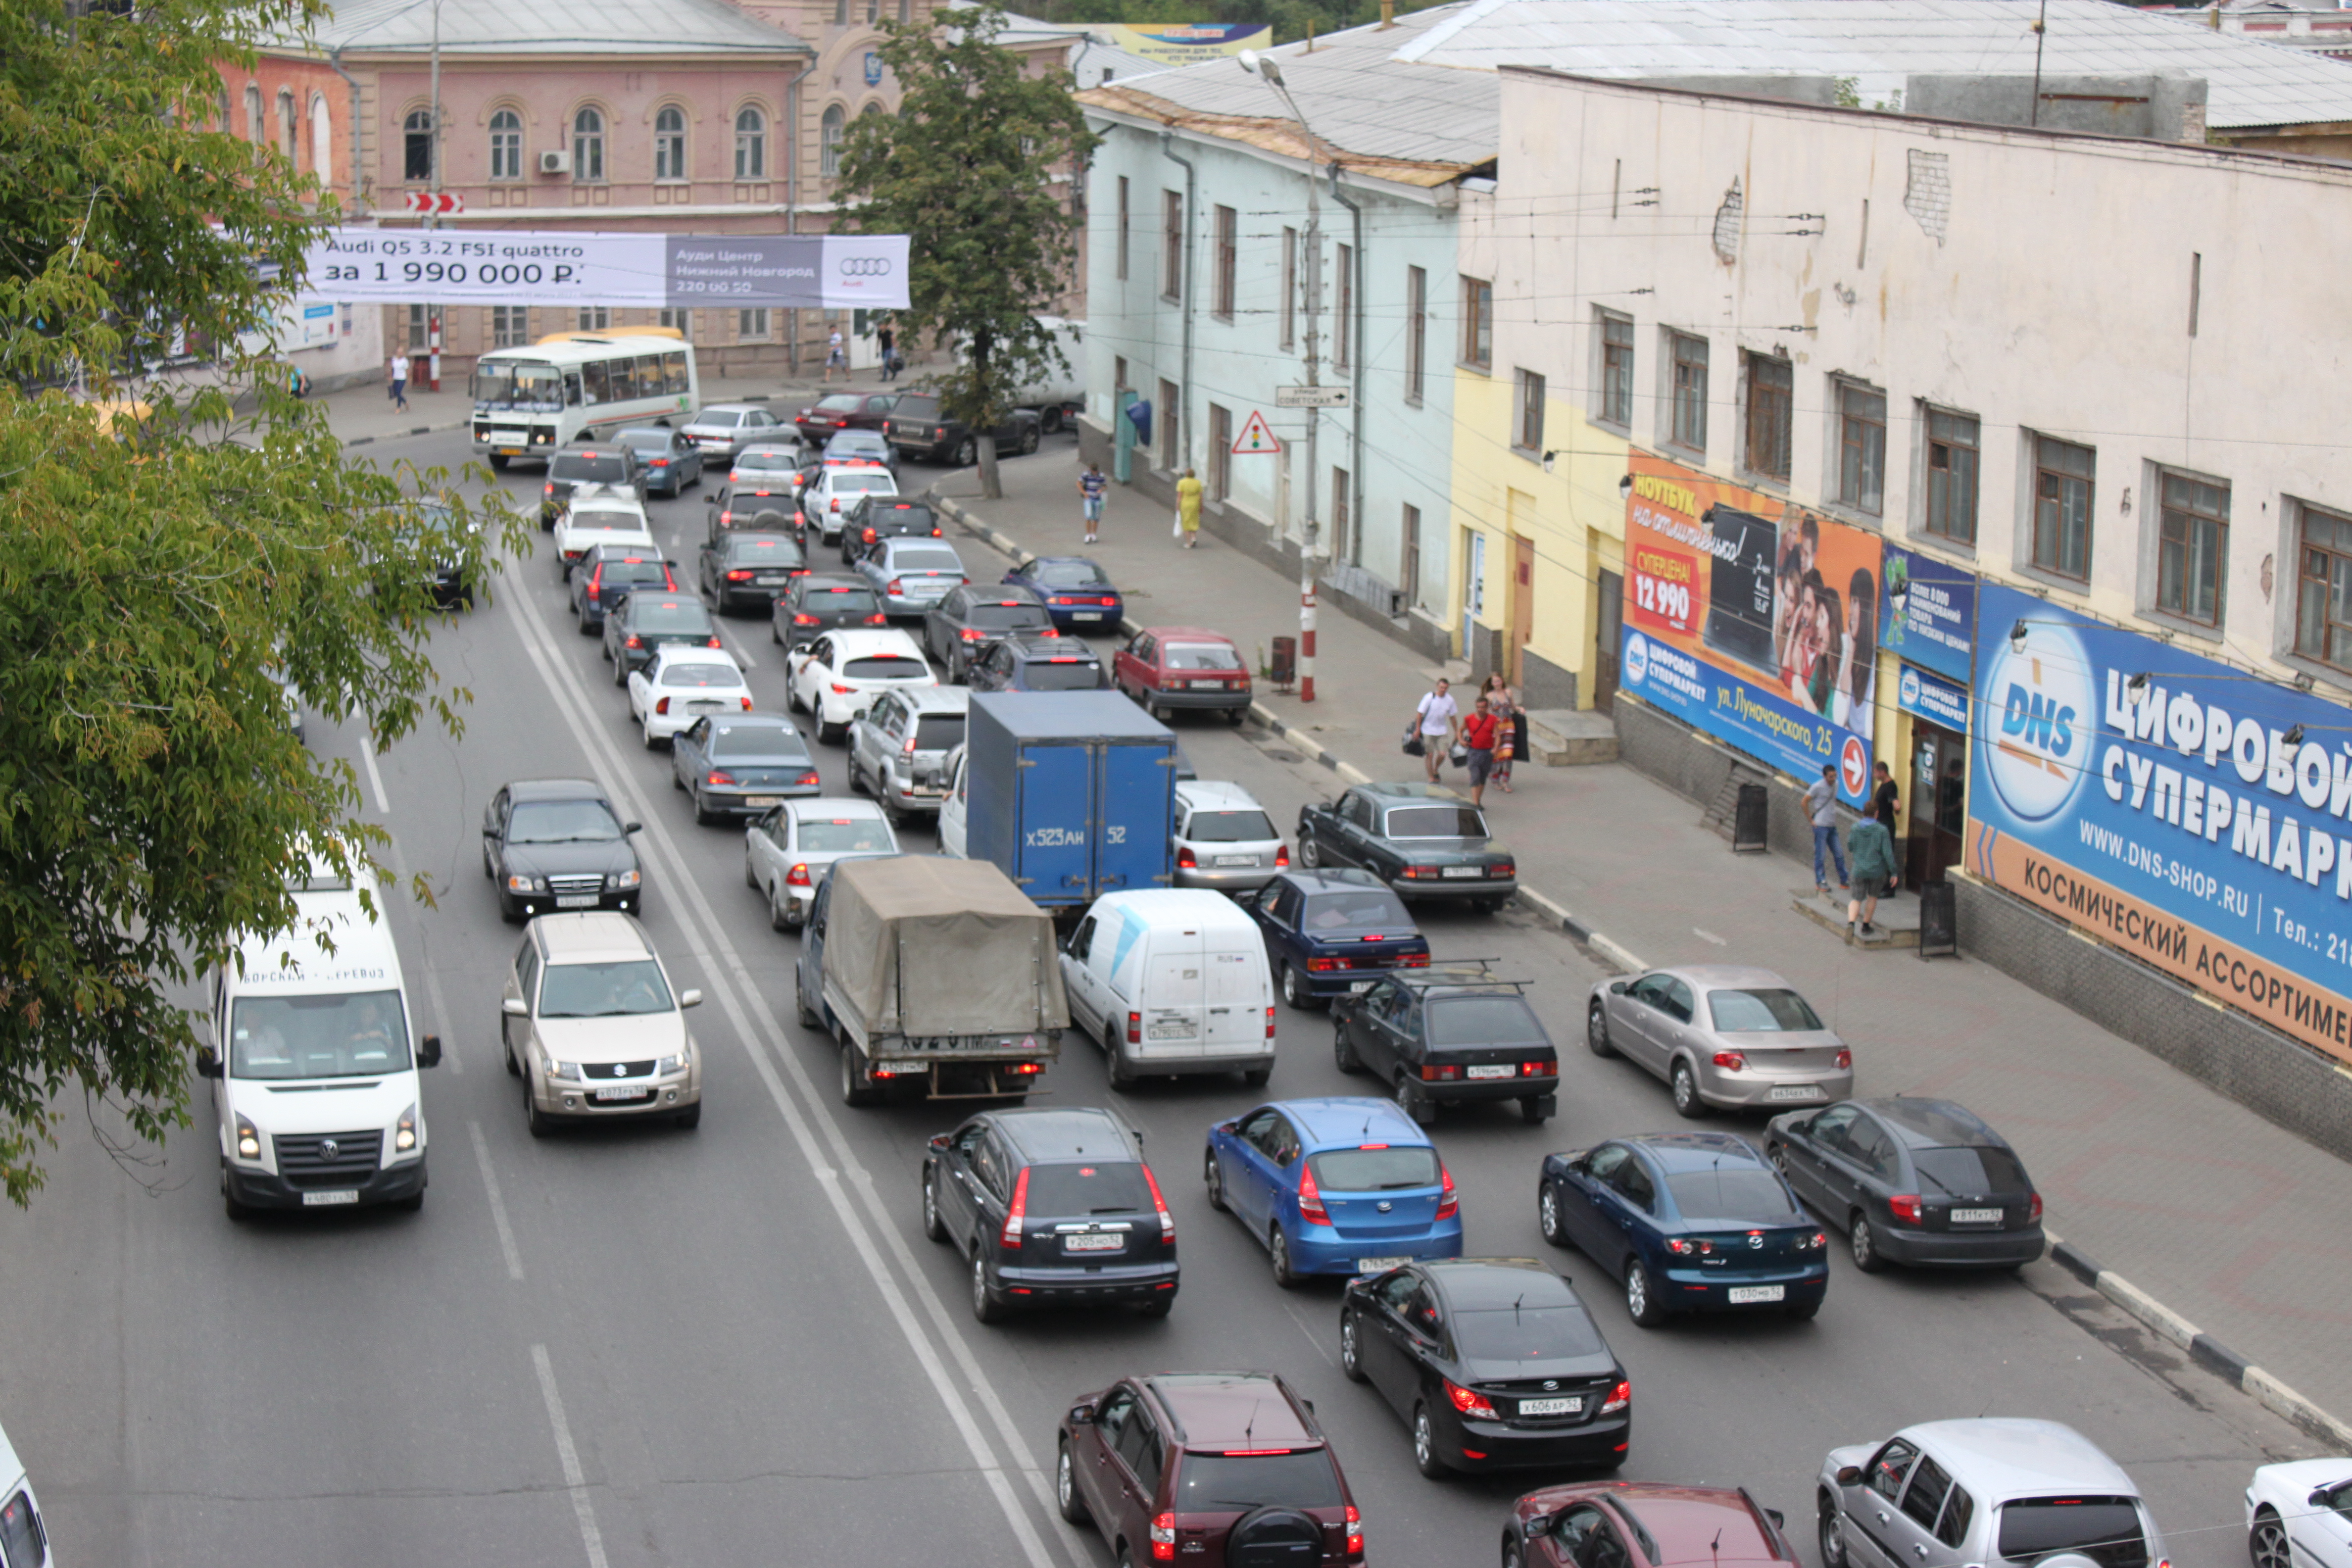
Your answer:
[0,426,2325,1568]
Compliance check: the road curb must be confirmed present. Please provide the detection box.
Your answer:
[341,416,471,448]
[2046,1230,2352,1449]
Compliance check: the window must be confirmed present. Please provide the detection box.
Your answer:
[577,305,609,332]
[1837,382,1887,515]
[900,0,911,21]
[491,305,529,347]
[1515,369,1545,454]
[1401,503,1421,605]
[1333,466,1353,564]
[739,307,771,341]
[1280,227,1297,349]
[1162,188,1182,303]
[1157,376,1178,471]
[2157,471,2229,625]
[1923,409,1979,544]
[1744,352,1792,481]
[1114,355,1128,400]
[654,105,686,181]
[1594,309,1633,427]
[1462,276,1492,369]
[1116,176,1130,281]
[244,84,263,145]
[1669,332,1708,453]
[1207,404,1231,502]
[402,107,432,182]
[833,0,847,21]
[2295,503,2352,673]
[490,107,523,180]
[658,307,692,340]
[1405,265,1426,404]
[572,106,604,181]
[406,303,428,350]
[278,88,298,161]
[1212,204,1236,320]
[1335,243,1353,370]
[734,106,766,180]
[2032,436,2095,581]
[310,93,334,185]
[820,104,846,178]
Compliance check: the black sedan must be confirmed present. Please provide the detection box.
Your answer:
[1297,782,1517,911]
[1239,869,1430,1010]
[667,714,821,824]
[965,633,1106,693]
[923,584,1057,682]
[603,592,723,683]
[884,392,1042,466]
[482,778,644,922]
[570,544,677,634]
[772,573,888,646]
[1333,966,1559,1125]
[614,425,705,496]
[1763,1097,2045,1273]
[698,531,807,615]
[838,495,941,564]
[1340,1258,1629,1478]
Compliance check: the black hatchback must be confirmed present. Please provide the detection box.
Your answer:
[838,495,941,564]
[966,632,1107,693]
[698,530,807,615]
[922,1105,1178,1323]
[1333,964,1560,1125]
[603,593,721,681]
[772,573,887,646]
[1764,1097,2045,1273]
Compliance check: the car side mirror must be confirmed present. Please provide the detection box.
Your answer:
[1765,1509,1786,1529]
[418,1033,443,1069]
[2314,1487,2338,1506]
[1835,1466,1862,1487]
[1302,1399,1315,1417]
[195,1046,222,1080]
[1068,1402,1096,1426]
[929,1133,951,1152]
[679,989,704,1009]
[1608,980,1628,995]
[1218,1120,1238,1134]
[625,821,644,834]
[502,997,529,1018]
[1523,1513,1556,1541]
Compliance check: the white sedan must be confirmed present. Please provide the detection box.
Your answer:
[628,647,752,748]
[2249,1460,2352,1568]
[785,628,936,743]
[744,798,899,930]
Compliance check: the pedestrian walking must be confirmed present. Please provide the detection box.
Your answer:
[1174,467,1202,548]
[1462,695,1501,807]
[1805,764,1848,894]
[1411,677,1460,784]
[1480,674,1520,792]
[876,320,897,381]
[388,351,409,412]
[1078,463,1107,544]
[1847,810,1898,940]
[824,328,846,382]
[1869,759,1901,893]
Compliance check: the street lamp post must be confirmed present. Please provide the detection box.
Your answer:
[426,0,443,392]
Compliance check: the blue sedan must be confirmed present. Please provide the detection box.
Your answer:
[1205,1097,1462,1287]
[1537,1131,1828,1326]
[1237,869,1431,1011]
[1002,555,1124,633]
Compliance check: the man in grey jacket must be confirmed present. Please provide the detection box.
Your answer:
[1805,764,1848,895]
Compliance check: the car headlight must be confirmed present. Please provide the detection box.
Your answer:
[506,874,546,894]
[394,1103,419,1154]
[657,1047,690,1076]
[235,1112,262,1161]
[611,869,642,889]
[547,1059,582,1082]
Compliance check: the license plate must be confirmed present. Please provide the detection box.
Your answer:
[555,894,599,908]
[1190,680,1224,690]
[592,1085,646,1102]
[1441,865,1482,878]
[743,795,781,808]
[1349,980,1373,993]
[496,446,524,457]
[1728,1285,1785,1304]
[1147,1023,1193,1040]
[1358,1256,1411,1271]
[1065,1233,1125,1252]
[755,575,787,585]
[909,786,943,797]
[1074,612,1104,621]
[1518,1396,1581,1416]
[1466,1064,1514,1079]
[1766,1085,1820,1101]
[1215,855,1255,867]
[302,1189,360,1207]
[1951,1207,2003,1225]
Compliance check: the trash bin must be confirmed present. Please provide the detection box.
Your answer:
[1269,635,1296,692]
[1732,783,1769,853]
[1917,880,1958,959]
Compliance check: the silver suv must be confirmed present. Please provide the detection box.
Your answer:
[1818,1419,2168,1568]
[846,686,968,822]
[501,912,704,1134]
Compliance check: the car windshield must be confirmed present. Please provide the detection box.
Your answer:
[1303,891,1412,930]
[804,585,882,612]
[914,715,967,750]
[796,817,895,852]
[1187,809,1278,843]
[1024,1161,1152,1215]
[1021,659,1101,691]
[508,799,624,843]
[891,547,963,572]
[231,990,412,1079]
[725,537,803,564]
[872,505,935,531]
[735,449,798,470]
[691,408,745,427]
[1708,988,1825,1032]
[1451,1304,1608,1362]
[1308,1146,1439,1191]
[1426,996,1547,1046]
[1912,1145,2030,1196]
[708,724,804,761]
[658,662,740,688]
[843,655,928,679]
[633,601,714,633]
[969,602,1051,630]
[538,959,675,1019]
[553,454,629,484]
[815,393,865,413]
[1664,1167,1802,1220]
[832,432,888,451]
[833,473,896,494]
[1174,1452,1342,1512]
[616,428,672,449]
[1997,1500,2147,1568]
[1385,805,1487,838]
[475,358,561,407]
[1034,559,1111,588]
[600,560,669,587]
[1164,641,1243,671]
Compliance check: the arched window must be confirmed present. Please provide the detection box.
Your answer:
[733,106,765,180]
[489,108,522,180]
[820,103,846,178]
[278,88,297,161]
[310,94,334,186]
[654,105,686,181]
[245,84,263,145]
[402,107,432,182]
[865,0,879,22]
[217,84,233,134]
[572,106,604,182]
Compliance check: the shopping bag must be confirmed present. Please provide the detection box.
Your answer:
[1172,511,1184,538]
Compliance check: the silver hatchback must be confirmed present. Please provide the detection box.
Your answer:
[1586,964,1854,1116]
[846,686,969,821]
[854,537,968,619]
[1172,781,1287,890]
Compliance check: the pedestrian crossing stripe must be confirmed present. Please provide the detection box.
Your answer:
[1231,410,1281,454]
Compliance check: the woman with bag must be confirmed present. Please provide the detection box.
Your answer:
[1174,468,1203,548]
[1480,674,1521,793]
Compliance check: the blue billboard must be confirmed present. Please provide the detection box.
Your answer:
[1880,545,1976,685]
[1967,581,2352,1063]
[1621,626,1874,805]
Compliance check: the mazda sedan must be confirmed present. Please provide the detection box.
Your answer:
[1586,964,1854,1117]
[1764,1098,2044,1272]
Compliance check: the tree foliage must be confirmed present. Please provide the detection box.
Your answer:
[834,0,1100,497]
[0,0,518,1203]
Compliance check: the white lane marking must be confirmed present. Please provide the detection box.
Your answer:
[417,957,462,1075]
[1694,927,1727,946]
[471,1120,525,1281]
[531,1344,611,1568]
[359,733,391,815]
[502,559,1071,1568]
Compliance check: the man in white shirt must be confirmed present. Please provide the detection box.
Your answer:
[388,352,410,412]
[1412,678,1460,783]
[824,329,846,382]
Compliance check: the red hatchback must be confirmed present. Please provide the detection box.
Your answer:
[1059,1371,1365,1567]
[1115,626,1252,726]
[793,390,899,443]
[1503,1480,1800,1568]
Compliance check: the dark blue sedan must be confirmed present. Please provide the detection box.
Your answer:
[1537,1132,1828,1326]
[1002,555,1124,633]
[1236,869,1431,1011]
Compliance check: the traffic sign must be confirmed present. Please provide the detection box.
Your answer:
[1231,410,1281,454]
[1275,385,1349,408]
[403,191,464,216]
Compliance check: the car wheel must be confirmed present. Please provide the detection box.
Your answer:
[1056,1438,1090,1526]
[845,754,866,795]
[576,608,596,637]
[1270,1224,1302,1289]
[1784,1295,1821,1321]
[1105,1042,1136,1091]
[1625,1258,1666,1327]
[1819,1496,1849,1568]
[1768,1143,1793,1180]
[744,847,759,889]
[1849,1210,1887,1273]
[1412,1404,1449,1479]
[794,966,820,1028]
[785,681,804,714]
[1225,706,1245,728]
[1396,1073,1433,1126]
[672,765,686,792]
[1332,1019,1361,1073]
[1339,1311,1368,1383]
[770,879,794,933]
[954,436,977,466]
[1204,1149,1227,1212]
[611,654,627,687]
[1587,999,1616,1057]
[1018,426,1039,456]
[968,1247,1003,1323]
[1671,1059,1706,1119]
[503,1035,521,1077]
[674,1103,701,1130]
[1299,835,1322,869]
[818,719,844,744]
[1520,1097,1549,1125]
[1281,962,1317,1012]
[2252,1508,2292,1568]
[525,1076,552,1138]
[839,1042,880,1107]
[642,721,661,751]
[692,786,718,827]
[483,843,495,880]
[770,618,783,645]
[223,1185,251,1223]
[1538,1181,1566,1246]
[923,1167,949,1242]
[1506,1542,1528,1568]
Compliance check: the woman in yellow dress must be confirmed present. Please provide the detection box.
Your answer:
[1175,467,1203,549]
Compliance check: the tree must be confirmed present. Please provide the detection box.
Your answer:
[0,0,517,1203]
[833,0,1100,499]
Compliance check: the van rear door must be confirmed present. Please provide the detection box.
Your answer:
[1202,936,1269,1054]
[1131,929,1207,1062]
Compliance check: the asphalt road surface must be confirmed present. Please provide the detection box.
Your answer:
[0,429,2323,1568]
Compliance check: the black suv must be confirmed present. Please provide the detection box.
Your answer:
[1332,962,1558,1124]
[772,573,887,646]
[540,442,644,526]
[838,495,942,564]
[602,591,721,682]
[967,632,1105,693]
[885,393,1043,466]
[922,1105,1177,1322]
[923,584,1057,682]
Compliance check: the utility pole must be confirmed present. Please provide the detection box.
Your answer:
[425,0,443,392]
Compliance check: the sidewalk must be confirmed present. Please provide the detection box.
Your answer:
[937,444,2352,1443]
[314,365,840,449]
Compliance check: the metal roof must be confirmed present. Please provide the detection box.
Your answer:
[1393,0,2352,130]
[959,7,1167,88]
[286,0,812,57]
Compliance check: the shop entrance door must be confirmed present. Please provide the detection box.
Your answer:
[1593,569,1623,712]
[1909,721,1967,886]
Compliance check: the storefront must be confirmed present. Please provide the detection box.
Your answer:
[1878,546,1978,885]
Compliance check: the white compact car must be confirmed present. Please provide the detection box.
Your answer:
[553,484,655,578]
[2248,1459,2352,1568]
[744,797,899,930]
[803,463,898,543]
[0,1418,49,1568]
[628,645,751,748]
[785,628,936,743]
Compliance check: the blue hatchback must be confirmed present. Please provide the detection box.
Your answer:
[1205,1097,1462,1287]
[1001,555,1124,633]
[1537,1131,1829,1326]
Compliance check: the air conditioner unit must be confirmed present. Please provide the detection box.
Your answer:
[539,148,572,175]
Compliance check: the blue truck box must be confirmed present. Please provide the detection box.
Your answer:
[966,692,1177,907]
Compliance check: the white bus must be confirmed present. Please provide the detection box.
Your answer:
[470,327,700,469]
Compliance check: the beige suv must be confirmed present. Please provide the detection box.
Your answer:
[501,912,703,1135]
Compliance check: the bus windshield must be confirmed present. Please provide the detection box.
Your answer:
[474,359,561,410]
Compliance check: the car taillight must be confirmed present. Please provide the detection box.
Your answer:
[1835,1047,1853,1070]
[1796,1230,1829,1251]
[1419,1063,1460,1081]
[1265,1005,1277,1040]
[1889,1194,1923,1225]
[1445,1378,1498,1420]
[886,579,904,594]
[865,613,887,624]
[719,510,734,526]
[1713,1050,1747,1071]
[830,682,854,694]
[961,627,985,640]
[654,696,670,715]
[625,635,642,648]
[707,771,736,786]
[1346,1504,1362,1556]
[1177,847,1197,869]
[793,612,821,625]
[1275,845,1290,867]
[1307,956,1345,974]
[740,696,754,710]
[543,483,555,495]
[1520,1060,1551,1077]
[862,529,877,543]
[1434,1165,1458,1221]
[830,498,841,511]
[1051,595,1073,605]
[1142,1163,1175,1243]
[650,458,669,467]
[1150,1512,1176,1562]
[1398,952,1430,969]
[1600,1378,1630,1414]
[1666,1237,1715,1256]
[707,635,724,647]
[1491,861,1515,879]
[786,863,812,886]
[726,569,754,582]
[1297,1163,1330,1225]
[1126,1010,1141,1045]
[901,732,920,757]
[2029,1191,2044,1222]
[1001,1166,1029,1249]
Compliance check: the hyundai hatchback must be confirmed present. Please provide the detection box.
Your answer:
[1205,1097,1462,1287]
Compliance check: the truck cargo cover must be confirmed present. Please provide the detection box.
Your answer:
[827,857,1071,1036]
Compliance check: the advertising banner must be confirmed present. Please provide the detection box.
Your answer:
[297,229,908,310]
[1880,543,1976,685]
[1109,22,1272,62]
[1896,664,1970,731]
[1967,581,2352,1065]
[1617,451,1880,805]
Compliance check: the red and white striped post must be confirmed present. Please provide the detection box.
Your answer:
[1299,571,1317,702]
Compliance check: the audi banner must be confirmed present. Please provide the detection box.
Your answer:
[295,228,908,309]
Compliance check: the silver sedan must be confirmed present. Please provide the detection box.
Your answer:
[1585,964,1854,1116]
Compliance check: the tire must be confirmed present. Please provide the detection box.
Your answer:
[2251,1509,2291,1568]
[1332,1019,1361,1073]
[840,1041,880,1107]
[1242,1064,1272,1087]
[1041,406,1064,435]
[969,1247,1004,1323]
[923,1167,950,1242]
[1270,1224,1302,1289]
[1105,1042,1136,1090]
[394,1189,425,1212]
[1819,1497,1849,1568]
[794,967,820,1028]
[692,787,717,827]
[221,1166,251,1223]
[1298,835,1322,870]
[1225,706,1245,728]
[642,722,661,751]
[576,608,596,637]
[744,848,759,890]
[1671,1060,1707,1119]
[503,1035,521,1077]
[1520,1097,1549,1125]
[672,766,686,792]
[489,452,510,471]
[1204,1149,1228,1212]
[1587,999,1616,1057]
[1625,1258,1666,1327]
[1056,1438,1091,1526]
[1768,1143,1792,1180]
[769,879,793,933]
[674,1103,702,1130]
[525,1077,552,1138]
[1785,1295,1821,1321]
[1412,1404,1449,1479]
[1538,1181,1567,1246]
[1396,1074,1433,1126]
[1018,426,1039,456]
[1280,962,1317,1012]
[1339,1310,1369,1383]
[1506,1543,1528,1568]
[785,681,804,715]
[818,720,844,744]
[611,653,627,687]
[953,436,977,466]
[1849,1210,1888,1273]
[770,619,783,645]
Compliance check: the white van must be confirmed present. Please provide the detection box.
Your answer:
[198,884,441,1218]
[1061,890,1275,1089]
[0,1420,50,1568]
